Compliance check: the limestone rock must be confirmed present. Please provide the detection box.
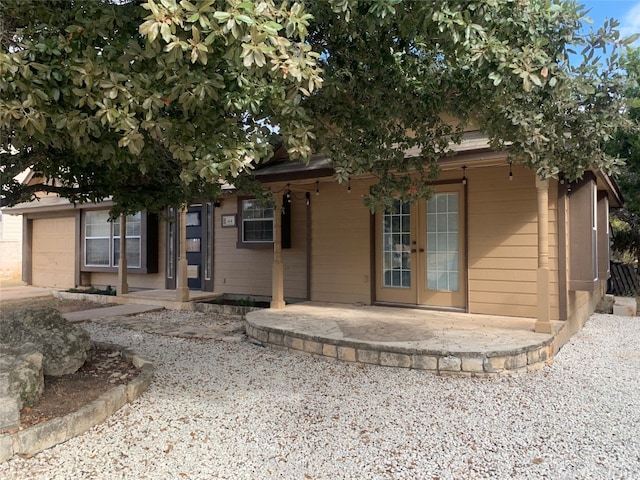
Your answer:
[0,343,44,432]
[0,307,91,376]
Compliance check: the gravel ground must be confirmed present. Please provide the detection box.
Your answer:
[1,313,639,479]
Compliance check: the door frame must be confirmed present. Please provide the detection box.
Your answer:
[165,203,215,292]
[373,180,468,310]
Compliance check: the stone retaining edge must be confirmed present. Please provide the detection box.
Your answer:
[245,323,554,377]
[0,343,154,463]
[52,291,117,304]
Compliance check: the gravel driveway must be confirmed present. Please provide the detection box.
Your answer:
[1,313,638,479]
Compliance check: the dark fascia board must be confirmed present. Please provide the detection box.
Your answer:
[595,171,624,208]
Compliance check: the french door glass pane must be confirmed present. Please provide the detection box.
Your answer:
[382,200,411,288]
[426,193,459,291]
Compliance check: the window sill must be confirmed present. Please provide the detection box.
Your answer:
[236,242,274,250]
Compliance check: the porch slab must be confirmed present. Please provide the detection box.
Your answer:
[246,302,563,376]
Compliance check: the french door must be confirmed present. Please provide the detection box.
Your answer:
[375,185,466,308]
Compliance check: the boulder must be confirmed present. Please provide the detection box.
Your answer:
[0,343,44,433]
[0,307,91,376]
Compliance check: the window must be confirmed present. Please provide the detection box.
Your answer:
[241,199,274,243]
[83,210,157,272]
[85,211,111,266]
[426,193,459,291]
[237,196,292,249]
[382,200,411,288]
[113,213,142,268]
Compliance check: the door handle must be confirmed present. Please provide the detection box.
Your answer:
[419,248,425,253]
[410,249,417,253]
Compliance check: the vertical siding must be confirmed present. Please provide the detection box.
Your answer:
[466,165,559,318]
[310,178,375,304]
[31,216,76,288]
[214,191,308,299]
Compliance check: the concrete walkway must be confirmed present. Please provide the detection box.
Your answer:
[62,305,163,323]
[0,286,54,301]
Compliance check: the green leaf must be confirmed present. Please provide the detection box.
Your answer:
[213,11,231,21]
[236,14,254,25]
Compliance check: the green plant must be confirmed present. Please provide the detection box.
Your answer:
[236,297,256,307]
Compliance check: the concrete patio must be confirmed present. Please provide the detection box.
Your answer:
[246,302,565,376]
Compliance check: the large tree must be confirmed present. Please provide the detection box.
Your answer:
[1,0,321,214]
[607,47,640,267]
[1,0,635,214]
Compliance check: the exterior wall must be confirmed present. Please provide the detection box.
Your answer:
[561,178,608,323]
[310,178,375,304]
[213,191,308,299]
[22,206,166,291]
[31,216,76,288]
[234,164,566,316]
[554,280,605,351]
[466,165,559,319]
[0,211,23,281]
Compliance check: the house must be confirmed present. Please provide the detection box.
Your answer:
[4,131,620,336]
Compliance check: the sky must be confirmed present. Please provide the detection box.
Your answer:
[581,0,640,41]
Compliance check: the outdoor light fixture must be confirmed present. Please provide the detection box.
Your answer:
[509,161,513,181]
[462,166,467,185]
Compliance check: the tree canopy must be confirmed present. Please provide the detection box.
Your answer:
[606,47,640,266]
[1,0,636,215]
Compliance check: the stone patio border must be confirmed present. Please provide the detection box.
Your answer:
[0,342,153,463]
[245,323,554,377]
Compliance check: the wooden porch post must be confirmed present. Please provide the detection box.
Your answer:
[271,195,285,309]
[535,176,552,333]
[117,214,129,296]
[176,206,190,302]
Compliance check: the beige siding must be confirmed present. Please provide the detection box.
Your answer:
[89,270,165,290]
[466,165,560,318]
[32,216,76,288]
[310,178,374,304]
[214,192,308,299]
[210,162,567,317]
[0,213,22,279]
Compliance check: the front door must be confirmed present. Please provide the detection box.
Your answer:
[186,205,203,290]
[375,185,466,308]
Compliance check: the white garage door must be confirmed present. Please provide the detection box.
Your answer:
[32,216,76,288]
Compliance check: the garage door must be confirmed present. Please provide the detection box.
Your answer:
[32,217,76,288]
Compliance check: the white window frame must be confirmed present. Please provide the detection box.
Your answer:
[84,211,142,268]
[240,199,274,244]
